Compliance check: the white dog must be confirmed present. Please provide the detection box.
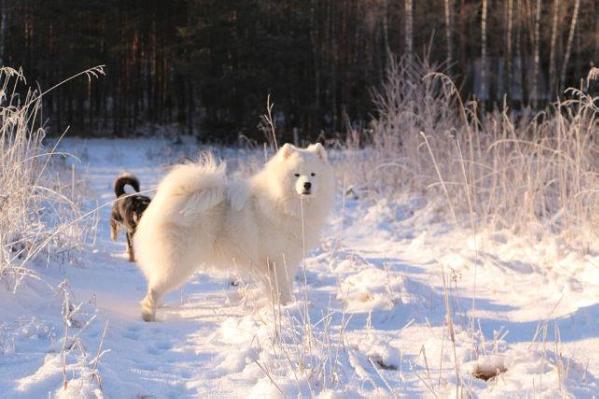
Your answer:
[134,143,335,321]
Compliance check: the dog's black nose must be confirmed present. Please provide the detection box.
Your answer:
[304,182,312,190]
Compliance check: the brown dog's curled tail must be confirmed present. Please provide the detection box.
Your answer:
[114,173,141,197]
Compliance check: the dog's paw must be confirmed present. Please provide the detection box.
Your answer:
[141,309,156,322]
[141,297,156,322]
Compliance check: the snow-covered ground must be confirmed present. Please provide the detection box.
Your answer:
[1,138,597,398]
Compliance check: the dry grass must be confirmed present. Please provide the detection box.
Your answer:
[342,56,599,250]
[334,55,599,396]
[0,66,103,291]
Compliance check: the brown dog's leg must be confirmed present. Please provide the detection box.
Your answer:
[126,231,135,262]
[110,219,119,241]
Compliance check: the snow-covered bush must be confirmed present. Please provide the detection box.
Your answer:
[0,66,102,290]
[342,56,598,250]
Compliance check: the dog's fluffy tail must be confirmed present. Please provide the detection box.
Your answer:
[114,173,140,197]
[152,154,227,224]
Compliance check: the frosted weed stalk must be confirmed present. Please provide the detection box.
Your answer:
[0,66,104,290]
[57,280,109,396]
[246,262,351,396]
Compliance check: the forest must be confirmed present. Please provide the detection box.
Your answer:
[2,0,598,142]
[2,2,599,397]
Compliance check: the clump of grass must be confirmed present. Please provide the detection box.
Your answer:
[343,56,599,250]
[0,66,104,291]
[241,280,352,397]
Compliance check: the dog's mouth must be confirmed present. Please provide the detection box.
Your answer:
[301,189,312,196]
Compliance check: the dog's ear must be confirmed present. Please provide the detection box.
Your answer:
[279,143,296,160]
[307,143,327,162]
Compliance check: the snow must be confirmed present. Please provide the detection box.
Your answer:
[0,137,597,398]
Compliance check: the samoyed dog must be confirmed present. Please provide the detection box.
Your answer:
[134,143,335,321]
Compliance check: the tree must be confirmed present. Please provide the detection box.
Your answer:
[561,0,581,92]
[548,0,560,98]
[1,0,598,141]
[532,0,542,106]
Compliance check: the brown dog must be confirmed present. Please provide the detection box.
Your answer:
[110,174,151,262]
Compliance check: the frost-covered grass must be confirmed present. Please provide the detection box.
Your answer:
[0,66,109,397]
[342,57,599,252]
[1,60,598,397]
[328,57,599,397]
[0,138,595,398]
[0,67,94,290]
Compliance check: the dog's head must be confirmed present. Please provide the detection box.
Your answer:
[265,143,335,212]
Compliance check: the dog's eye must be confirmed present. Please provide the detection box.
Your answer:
[311,172,316,177]
[294,173,300,177]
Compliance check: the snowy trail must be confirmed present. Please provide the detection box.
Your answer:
[2,138,598,398]
[60,144,248,397]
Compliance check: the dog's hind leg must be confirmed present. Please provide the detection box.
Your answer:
[141,288,162,322]
[110,219,119,241]
[140,255,198,321]
[126,231,135,262]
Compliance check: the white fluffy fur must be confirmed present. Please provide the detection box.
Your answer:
[134,144,335,321]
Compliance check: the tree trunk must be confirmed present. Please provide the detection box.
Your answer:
[481,0,488,104]
[560,0,581,92]
[405,0,413,63]
[383,0,390,56]
[532,0,542,106]
[506,0,513,101]
[0,0,6,66]
[310,1,320,112]
[444,0,453,67]
[595,0,599,65]
[516,0,527,104]
[548,0,559,98]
